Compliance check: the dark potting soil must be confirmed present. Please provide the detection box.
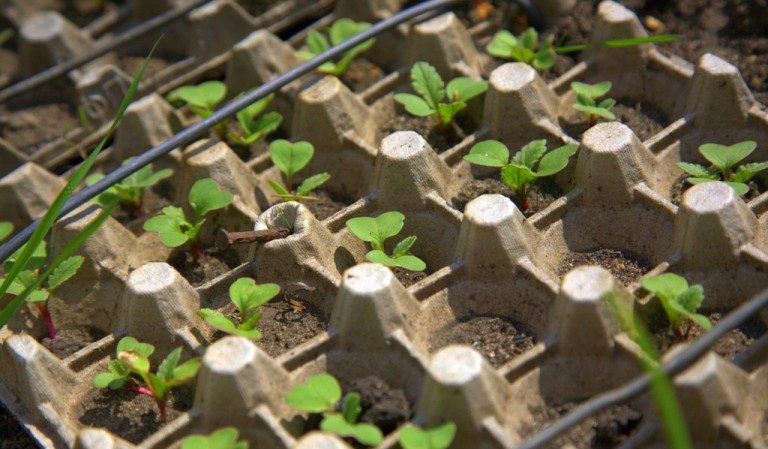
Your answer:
[430,316,536,367]
[0,103,77,155]
[653,312,766,359]
[117,55,178,80]
[78,383,194,444]
[378,114,470,153]
[452,177,563,217]
[670,175,765,206]
[557,249,652,286]
[344,376,411,435]
[522,403,642,449]
[169,246,241,287]
[111,186,173,233]
[340,58,385,93]
[613,99,669,141]
[41,327,107,359]
[303,189,352,221]
[0,48,18,88]
[393,267,428,288]
[234,0,282,17]
[0,401,38,449]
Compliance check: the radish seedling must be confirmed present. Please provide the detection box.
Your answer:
[181,427,249,449]
[345,211,426,272]
[394,61,488,128]
[228,94,282,146]
[86,159,173,216]
[143,178,233,263]
[0,222,12,242]
[399,422,456,449]
[93,336,201,420]
[641,273,712,336]
[486,28,555,70]
[571,81,616,127]
[295,18,376,76]
[464,139,579,211]
[198,277,279,339]
[267,140,330,202]
[0,241,82,339]
[677,140,765,195]
[286,373,383,446]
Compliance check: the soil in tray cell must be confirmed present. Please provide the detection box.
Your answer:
[0,48,19,88]
[78,383,194,444]
[557,249,652,286]
[452,177,563,217]
[0,103,77,156]
[523,403,642,449]
[653,313,766,360]
[340,58,385,94]
[344,376,411,435]
[169,246,241,287]
[560,99,668,142]
[41,326,107,359]
[430,316,536,368]
[117,54,182,81]
[393,267,428,288]
[110,183,174,233]
[1,401,38,449]
[670,175,765,206]
[269,189,354,222]
[234,0,282,17]
[378,114,475,154]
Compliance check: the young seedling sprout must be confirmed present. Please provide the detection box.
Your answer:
[286,373,383,446]
[0,222,12,242]
[463,139,579,211]
[181,427,249,449]
[268,140,330,202]
[198,277,279,339]
[229,94,283,146]
[345,211,426,272]
[93,336,201,420]
[394,61,488,129]
[86,159,173,216]
[295,18,376,76]
[677,140,765,195]
[143,178,233,264]
[486,28,555,70]
[399,422,457,449]
[0,241,82,339]
[640,273,712,337]
[571,81,616,127]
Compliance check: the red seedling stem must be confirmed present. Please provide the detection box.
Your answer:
[127,385,167,419]
[191,242,203,265]
[34,303,57,340]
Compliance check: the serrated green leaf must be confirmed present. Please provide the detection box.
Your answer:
[170,358,201,385]
[286,373,341,413]
[486,30,517,58]
[699,141,756,174]
[511,139,548,168]
[674,285,705,314]
[536,143,579,176]
[168,81,226,110]
[268,140,314,179]
[393,236,416,257]
[189,178,233,218]
[464,140,509,167]
[296,173,331,197]
[571,81,612,99]
[731,161,768,183]
[229,278,279,316]
[437,101,466,126]
[501,164,536,192]
[445,77,488,102]
[342,392,362,424]
[411,62,445,110]
[394,93,435,117]
[157,347,181,381]
[47,256,84,290]
[677,162,717,179]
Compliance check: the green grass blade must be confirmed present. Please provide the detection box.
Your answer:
[556,34,679,53]
[0,39,159,330]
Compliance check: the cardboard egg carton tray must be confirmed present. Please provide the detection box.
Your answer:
[1,1,768,448]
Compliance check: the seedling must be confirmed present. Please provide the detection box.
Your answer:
[93,336,201,420]
[267,140,330,202]
[345,211,426,272]
[295,18,375,76]
[394,61,488,128]
[168,81,226,118]
[86,159,173,216]
[640,273,712,336]
[463,139,579,210]
[143,178,233,263]
[0,222,12,242]
[570,81,616,127]
[198,277,279,339]
[228,94,282,146]
[677,140,765,195]
[399,422,456,449]
[486,28,555,70]
[0,242,82,339]
[286,373,383,446]
[181,427,249,449]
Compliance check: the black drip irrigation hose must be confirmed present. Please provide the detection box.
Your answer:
[0,0,213,104]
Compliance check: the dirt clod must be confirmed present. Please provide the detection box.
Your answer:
[345,376,411,435]
[430,316,535,367]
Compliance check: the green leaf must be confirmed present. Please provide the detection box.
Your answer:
[641,273,688,303]
[268,180,291,197]
[296,173,331,197]
[573,103,616,120]
[286,373,341,413]
[532,46,555,70]
[393,236,416,257]
[268,140,315,179]
[117,336,155,358]
[445,77,489,102]
[167,81,226,110]
[181,427,248,449]
[699,141,756,173]
[399,423,456,449]
[321,414,384,446]
[686,313,713,331]
[511,139,548,169]
[536,143,579,176]
[329,18,370,46]
[486,30,517,58]
[519,28,538,50]
[677,162,717,179]
[464,140,509,167]
[501,164,536,192]
[229,278,279,316]
[157,347,181,381]
[346,211,405,250]
[366,250,426,272]
[437,102,466,126]
[238,112,282,144]
[571,81,612,99]
[47,256,84,290]
[127,165,174,189]
[342,392,362,424]
[306,30,329,54]
[598,98,616,110]
[93,371,127,390]
[198,308,241,334]
[189,178,234,218]
[118,350,150,375]
[509,46,535,64]
[394,93,435,117]
[0,222,13,242]
[724,181,751,195]
[236,94,274,133]
[411,62,445,110]
[143,214,189,247]
[170,358,201,385]
[732,162,768,183]
[674,285,705,314]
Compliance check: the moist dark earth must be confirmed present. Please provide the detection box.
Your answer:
[557,249,652,286]
[41,327,107,359]
[0,401,38,449]
[169,246,241,286]
[377,114,471,153]
[430,316,536,367]
[452,177,563,217]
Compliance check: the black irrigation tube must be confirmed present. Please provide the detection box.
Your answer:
[0,0,213,104]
